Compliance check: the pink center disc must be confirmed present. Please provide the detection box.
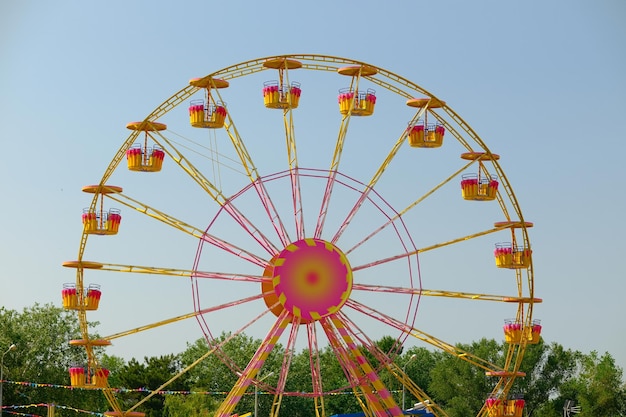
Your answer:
[272,239,352,321]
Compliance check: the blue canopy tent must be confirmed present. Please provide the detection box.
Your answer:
[330,407,434,417]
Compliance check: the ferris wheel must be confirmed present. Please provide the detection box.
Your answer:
[62,54,541,417]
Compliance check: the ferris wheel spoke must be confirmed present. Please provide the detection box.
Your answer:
[336,311,405,359]
[220,100,292,248]
[352,223,514,272]
[124,322,256,415]
[150,130,234,201]
[335,313,447,415]
[314,70,373,239]
[344,158,476,256]
[313,154,345,240]
[305,323,325,406]
[103,293,265,342]
[77,261,265,284]
[284,114,305,241]
[195,297,283,380]
[105,191,268,268]
[320,314,404,417]
[345,299,503,374]
[269,317,301,416]
[158,127,248,179]
[276,64,306,241]
[415,223,518,255]
[318,318,372,409]
[207,72,290,247]
[331,107,429,245]
[334,312,444,412]
[215,310,292,417]
[384,361,448,417]
[152,131,282,255]
[353,283,536,303]
[289,167,305,240]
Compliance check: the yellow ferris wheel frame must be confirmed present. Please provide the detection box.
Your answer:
[62,54,540,417]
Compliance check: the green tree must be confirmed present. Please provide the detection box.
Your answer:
[100,353,127,388]
[401,347,437,409]
[315,344,360,416]
[178,333,284,417]
[114,354,186,417]
[280,346,322,417]
[0,304,109,416]
[3,305,626,417]
[428,338,502,417]
[163,388,217,417]
[564,351,625,417]
[516,340,580,417]
[375,335,404,399]
[375,335,404,357]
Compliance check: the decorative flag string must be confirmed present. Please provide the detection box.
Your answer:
[1,403,104,417]
[1,380,386,397]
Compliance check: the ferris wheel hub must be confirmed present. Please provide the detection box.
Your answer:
[266,238,353,322]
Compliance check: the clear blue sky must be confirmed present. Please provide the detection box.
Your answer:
[1,0,625,377]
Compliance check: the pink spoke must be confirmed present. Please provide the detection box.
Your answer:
[337,311,404,360]
[249,178,291,248]
[192,271,265,283]
[225,170,293,251]
[270,317,301,416]
[314,170,340,239]
[352,249,415,272]
[195,293,266,318]
[345,299,408,333]
[307,323,324,400]
[199,232,269,268]
[319,317,366,390]
[220,198,281,256]
[196,300,278,381]
[344,215,395,256]
[331,183,374,245]
[290,167,306,240]
[216,310,291,417]
[322,315,404,417]
[353,283,418,295]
